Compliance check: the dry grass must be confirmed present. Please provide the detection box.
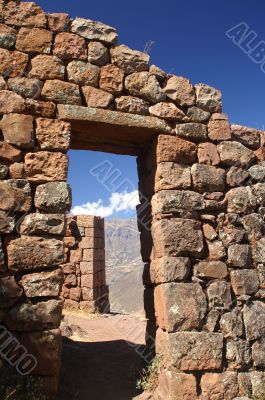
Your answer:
[136,355,162,392]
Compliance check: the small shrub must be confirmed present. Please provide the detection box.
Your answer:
[254,389,265,400]
[0,367,48,400]
[136,354,162,392]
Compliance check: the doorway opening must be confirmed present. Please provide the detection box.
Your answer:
[59,149,151,400]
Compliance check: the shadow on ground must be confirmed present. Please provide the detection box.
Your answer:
[58,337,145,400]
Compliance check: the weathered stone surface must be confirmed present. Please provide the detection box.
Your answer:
[36,118,71,151]
[47,13,70,32]
[0,163,8,179]
[58,105,174,140]
[70,287,82,302]
[198,142,220,166]
[228,244,251,268]
[110,45,149,74]
[150,257,190,284]
[257,264,265,289]
[220,308,243,338]
[35,182,71,213]
[29,55,65,80]
[0,76,7,90]
[82,86,114,108]
[231,124,261,149]
[67,60,100,86]
[3,1,47,28]
[53,32,87,60]
[21,268,63,298]
[207,240,226,260]
[71,18,118,45]
[217,141,255,167]
[252,337,265,367]
[7,236,64,272]
[226,187,256,213]
[187,106,211,122]
[24,151,68,183]
[231,270,259,296]
[20,213,66,236]
[226,339,251,369]
[152,189,204,215]
[5,300,62,331]
[226,167,249,187]
[41,80,81,105]
[0,141,21,162]
[194,261,228,279]
[0,48,28,78]
[64,274,77,288]
[0,23,16,49]
[0,276,23,308]
[125,72,166,103]
[99,64,124,94]
[163,76,195,106]
[243,301,265,340]
[219,225,245,247]
[0,181,16,211]
[153,371,198,400]
[115,96,149,115]
[155,282,206,332]
[5,179,32,212]
[207,281,232,310]
[176,122,207,142]
[168,332,223,370]
[0,114,34,149]
[149,64,166,82]
[25,98,56,118]
[200,372,238,400]
[20,329,61,376]
[253,238,265,263]
[252,182,265,206]
[156,135,197,165]
[191,163,225,192]
[195,83,222,112]
[8,77,43,99]
[152,218,204,258]
[155,162,191,191]
[16,27,52,54]
[248,164,265,181]
[238,372,265,398]
[0,90,25,114]
[149,102,188,121]
[203,224,218,241]
[208,114,231,141]
[0,211,15,234]
[88,41,109,66]
[242,213,263,239]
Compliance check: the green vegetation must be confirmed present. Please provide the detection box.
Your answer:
[254,390,265,400]
[0,367,48,400]
[136,354,163,392]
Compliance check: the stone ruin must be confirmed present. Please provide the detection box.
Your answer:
[62,214,109,314]
[1,1,265,399]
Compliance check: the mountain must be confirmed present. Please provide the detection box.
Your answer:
[105,218,142,267]
[105,218,145,316]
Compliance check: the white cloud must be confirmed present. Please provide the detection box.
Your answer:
[71,191,140,218]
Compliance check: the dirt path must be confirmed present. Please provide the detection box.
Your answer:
[58,313,147,400]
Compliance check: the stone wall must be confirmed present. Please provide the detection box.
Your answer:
[0,1,265,399]
[61,215,109,313]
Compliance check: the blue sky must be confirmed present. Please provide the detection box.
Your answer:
[38,0,265,218]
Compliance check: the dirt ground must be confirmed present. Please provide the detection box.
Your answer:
[58,312,147,400]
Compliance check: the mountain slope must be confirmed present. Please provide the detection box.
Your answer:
[105,218,144,316]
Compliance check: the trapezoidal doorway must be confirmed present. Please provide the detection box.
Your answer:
[58,148,153,400]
